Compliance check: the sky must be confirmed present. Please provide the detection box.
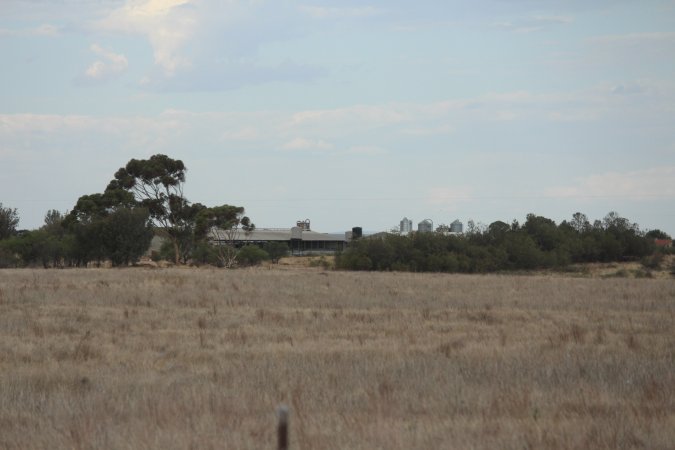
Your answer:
[1,0,675,235]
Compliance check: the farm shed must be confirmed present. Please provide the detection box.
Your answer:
[209,226,348,255]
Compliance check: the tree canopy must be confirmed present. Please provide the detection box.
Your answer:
[106,154,190,264]
[337,211,661,273]
[0,203,20,240]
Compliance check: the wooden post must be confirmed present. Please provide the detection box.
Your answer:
[277,405,289,450]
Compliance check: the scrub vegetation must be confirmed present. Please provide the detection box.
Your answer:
[1,268,673,449]
[337,212,671,273]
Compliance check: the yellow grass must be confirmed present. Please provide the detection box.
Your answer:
[0,268,673,449]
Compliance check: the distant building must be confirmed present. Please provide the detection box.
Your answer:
[400,217,413,234]
[418,219,433,233]
[654,239,673,248]
[450,219,463,233]
[209,220,348,255]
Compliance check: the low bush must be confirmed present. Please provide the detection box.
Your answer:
[237,245,269,267]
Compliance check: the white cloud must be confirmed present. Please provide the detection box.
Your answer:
[546,167,675,200]
[585,32,675,68]
[300,5,382,19]
[402,124,454,136]
[495,15,573,33]
[84,44,128,80]
[344,145,386,156]
[0,112,184,156]
[96,0,196,74]
[93,1,324,90]
[426,186,474,213]
[589,32,675,46]
[281,137,334,151]
[0,24,61,37]
[287,105,409,135]
[221,127,259,141]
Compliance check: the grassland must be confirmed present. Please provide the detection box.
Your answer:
[0,267,673,449]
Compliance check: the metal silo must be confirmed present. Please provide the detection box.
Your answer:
[418,219,433,233]
[400,217,413,234]
[450,219,463,233]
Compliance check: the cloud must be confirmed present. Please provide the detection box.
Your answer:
[96,0,197,74]
[83,44,128,80]
[281,137,334,152]
[401,124,454,136]
[299,5,382,19]
[93,0,324,90]
[0,112,185,158]
[611,82,647,96]
[3,81,673,162]
[288,104,409,133]
[0,24,61,37]
[344,145,386,156]
[495,15,573,33]
[142,59,325,92]
[426,186,474,213]
[220,127,259,141]
[546,167,675,200]
[585,32,675,67]
[589,32,675,46]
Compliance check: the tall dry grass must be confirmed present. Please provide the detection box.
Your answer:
[0,268,673,449]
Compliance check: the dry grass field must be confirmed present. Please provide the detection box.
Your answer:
[0,267,673,449]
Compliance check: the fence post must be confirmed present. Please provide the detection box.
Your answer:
[277,405,289,450]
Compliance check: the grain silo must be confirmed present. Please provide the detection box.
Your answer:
[450,219,463,233]
[418,219,433,233]
[400,217,413,234]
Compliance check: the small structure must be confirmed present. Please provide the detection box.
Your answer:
[418,219,433,233]
[296,219,311,231]
[209,220,347,256]
[654,239,673,248]
[450,219,463,233]
[400,217,413,234]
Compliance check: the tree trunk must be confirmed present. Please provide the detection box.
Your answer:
[173,238,181,265]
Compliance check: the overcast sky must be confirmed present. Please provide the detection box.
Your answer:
[2,0,674,234]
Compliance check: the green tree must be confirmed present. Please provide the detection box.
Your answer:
[100,207,154,266]
[39,210,73,267]
[570,212,590,233]
[523,214,561,251]
[106,154,191,264]
[645,229,671,240]
[65,192,152,266]
[191,241,219,266]
[264,241,289,263]
[1,230,55,268]
[487,220,510,243]
[237,245,269,267]
[0,203,20,240]
[195,204,254,268]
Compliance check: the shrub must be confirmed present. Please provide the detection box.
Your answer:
[0,246,18,268]
[309,256,332,269]
[191,242,219,266]
[237,245,269,267]
[263,242,289,263]
[641,252,664,270]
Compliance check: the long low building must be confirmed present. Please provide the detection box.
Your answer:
[209,223,349,255]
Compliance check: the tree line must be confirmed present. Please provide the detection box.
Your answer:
[336,212,671,273]
[0,154,289,268]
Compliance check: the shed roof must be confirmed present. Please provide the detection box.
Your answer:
[209,227,346,243]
